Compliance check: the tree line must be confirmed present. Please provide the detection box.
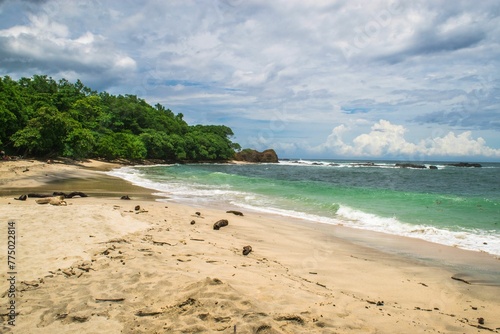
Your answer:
[0,75,241,161]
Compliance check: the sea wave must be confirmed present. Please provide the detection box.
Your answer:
[107,166,500,256]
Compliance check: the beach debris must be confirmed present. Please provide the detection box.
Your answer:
[152,240,175,246]
[28,192,88,198]
[95,298,125,303]
[190,220,196,225]
[135,310,163,317]
[53,191,88,198]
[134,205,140,211]
[190,238,205,242]
[367,300,384,306]
[213,219,229,230]
[14,194,27,201]
[242,245,252,255]
[28,193,54,198]
[478,317,485,325]
[227,210,244,216]
[451,276,471,284]
[274,314,305,325]
[178,297,197,308]
[120,195,131,200]
[195,211,201,216]
[35,196,67,206]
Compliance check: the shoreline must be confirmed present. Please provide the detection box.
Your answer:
[1,159,499,333]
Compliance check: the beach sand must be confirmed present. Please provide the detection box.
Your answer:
[0,159,499,333]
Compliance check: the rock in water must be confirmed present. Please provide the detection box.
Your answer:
[213,219,229,230]
[242,245,252,255]
[233,148,279,163]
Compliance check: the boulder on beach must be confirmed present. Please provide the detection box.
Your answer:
[213,219,229,230]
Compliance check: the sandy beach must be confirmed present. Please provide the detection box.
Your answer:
[0,159,499,333]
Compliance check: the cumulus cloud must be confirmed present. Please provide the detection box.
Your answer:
[0,13,136,86]
[318,120,500,159]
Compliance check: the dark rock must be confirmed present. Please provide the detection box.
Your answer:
[429,165,438,169]
[190,220,196,225]
[395,163,427,169]
[234,148,279,163]
[226,210,244,216]
[242,245,252,255]
[478,317,485,325]
[120,195,131,200]
[134,205,140,211]
[14,194,27,201]
[195,212,201,216]
[213,219,229,230]
[448,162,482,168]
[353,162,376,167]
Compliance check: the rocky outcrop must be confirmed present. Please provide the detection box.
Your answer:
[447,162,482,168]
[395,163,427,169]
[234,149,279,163]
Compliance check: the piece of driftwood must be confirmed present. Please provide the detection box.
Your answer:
[213,219,229,230]
[35,196,67,206]
[14,194,27,201]
[95,298,125,303]
[28,193,53,198]
[135,311,163,317]
[451,276,471,284]
[227,210,244,216]
[53,191,88,198]
[28,192,88,198]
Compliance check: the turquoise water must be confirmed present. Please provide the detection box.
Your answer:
[108,160,500,255]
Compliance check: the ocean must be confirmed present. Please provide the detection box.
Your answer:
[107,160,500,256]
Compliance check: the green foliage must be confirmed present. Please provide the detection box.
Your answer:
[1,75,239,161]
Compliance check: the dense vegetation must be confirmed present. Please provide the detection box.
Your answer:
[0,75,240,161]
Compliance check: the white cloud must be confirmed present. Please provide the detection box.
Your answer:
[0,13,136,80]
[318,120,500,159]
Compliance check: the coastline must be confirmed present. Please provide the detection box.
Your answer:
[0,159,499,333]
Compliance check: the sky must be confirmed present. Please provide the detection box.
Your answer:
[1,0,499,161]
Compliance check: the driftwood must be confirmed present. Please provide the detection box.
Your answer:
[213,219,229,230]
[95,298,125,303]
[451,276,471,285]
[135,311,163,317]
[120,195,131,200]
[14,194,27,201]
[28,193,53,198]
[28,191,88,198]
[227,210,244,216]
[35,196,67,206]
[53,191,88,198]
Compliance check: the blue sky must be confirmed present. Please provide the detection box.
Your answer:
[1,0,499,160]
